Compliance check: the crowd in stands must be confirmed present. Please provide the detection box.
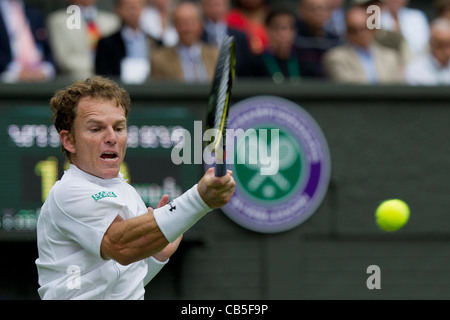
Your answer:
[1,0,450,85]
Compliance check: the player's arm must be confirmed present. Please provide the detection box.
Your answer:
[101,168,235,266]
[101,195,182,265]
[100,208,170,266]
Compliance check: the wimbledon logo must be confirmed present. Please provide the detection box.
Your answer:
[221,96,331,233]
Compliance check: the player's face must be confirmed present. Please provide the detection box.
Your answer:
[63,98,128,179]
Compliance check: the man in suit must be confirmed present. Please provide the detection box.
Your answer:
[150,1,219,83]
[323,5,404,84]
[95,0,157,83]
[47,0,120,80]
[200,0,253,77]
[0,0,55,82]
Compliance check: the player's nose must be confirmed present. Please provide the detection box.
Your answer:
[104,126,117,144]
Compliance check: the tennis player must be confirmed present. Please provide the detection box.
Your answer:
[35,76,235,299]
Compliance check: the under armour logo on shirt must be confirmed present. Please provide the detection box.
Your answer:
[169,202,176,212]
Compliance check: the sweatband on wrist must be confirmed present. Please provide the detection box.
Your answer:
[153,184,211,242]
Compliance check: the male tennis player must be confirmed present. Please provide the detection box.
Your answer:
[35,76,235,299]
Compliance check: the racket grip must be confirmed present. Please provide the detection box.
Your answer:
[214,162,227,177]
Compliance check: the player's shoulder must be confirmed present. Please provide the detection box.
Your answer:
[51,168,112,202]
[49,168,132,218]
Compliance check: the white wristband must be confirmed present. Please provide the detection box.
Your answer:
[153,184,212,242]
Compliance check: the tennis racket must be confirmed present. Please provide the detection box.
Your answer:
[205,35,236,177]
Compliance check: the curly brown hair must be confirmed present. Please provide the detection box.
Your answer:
[50,76,131,159]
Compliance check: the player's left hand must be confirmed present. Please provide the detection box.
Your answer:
[151,195,183,262]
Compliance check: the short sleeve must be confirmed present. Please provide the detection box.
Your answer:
[49,182,124,259]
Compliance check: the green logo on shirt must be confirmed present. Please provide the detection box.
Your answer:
[91,191,117,201]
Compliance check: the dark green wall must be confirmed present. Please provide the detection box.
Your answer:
[152,82,450,300]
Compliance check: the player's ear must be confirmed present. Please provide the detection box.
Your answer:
[60,130,76,154]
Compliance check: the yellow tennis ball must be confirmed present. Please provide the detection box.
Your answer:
[375,199,410,231]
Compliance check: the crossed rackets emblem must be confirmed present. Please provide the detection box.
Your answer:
[236,131,298,199]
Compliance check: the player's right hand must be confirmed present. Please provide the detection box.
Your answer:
[197,167,236,209]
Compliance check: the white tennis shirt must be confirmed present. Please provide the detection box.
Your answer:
[35,164,168,300]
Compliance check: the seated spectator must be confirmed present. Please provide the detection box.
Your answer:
[140,0,178,47]
[96,0,156,84]
[404,18,450,85]
[354,0,412,65]
[323,5,404,84]
[295,0,342,79]
[245,6,314,83]
[226,0,270,55]
[381,0,430,58]
[0,0,55,82]
[150,1,219,83]
[47,0,120,80]
[200,0,253,77]
[434,0,450,21]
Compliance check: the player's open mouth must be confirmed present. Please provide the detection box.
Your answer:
[100,151,119,161]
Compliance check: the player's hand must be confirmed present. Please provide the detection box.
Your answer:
[152,234,183,262]
[197,167,236,209]
[151,194,183,262]
[156,194,169,208]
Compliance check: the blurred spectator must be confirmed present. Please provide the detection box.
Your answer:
[150,1,219,83]
[0,0,55,82]
[96,0,156,84]
[435,0,450,20]
[325,0,346,39]
[200,0,253,77]
[226,0,269,55]
[404,18,450,85]
[354,0,412,65]
[47,0,120,80]
[295,0,342,78]
[140,0,178,47]
[323,5,404,84]
[245,6,314,83]
[381,0,430,57]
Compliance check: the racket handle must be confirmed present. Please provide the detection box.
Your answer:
[214,162,227,177]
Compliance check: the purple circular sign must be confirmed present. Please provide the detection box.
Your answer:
[222,96,331,233]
